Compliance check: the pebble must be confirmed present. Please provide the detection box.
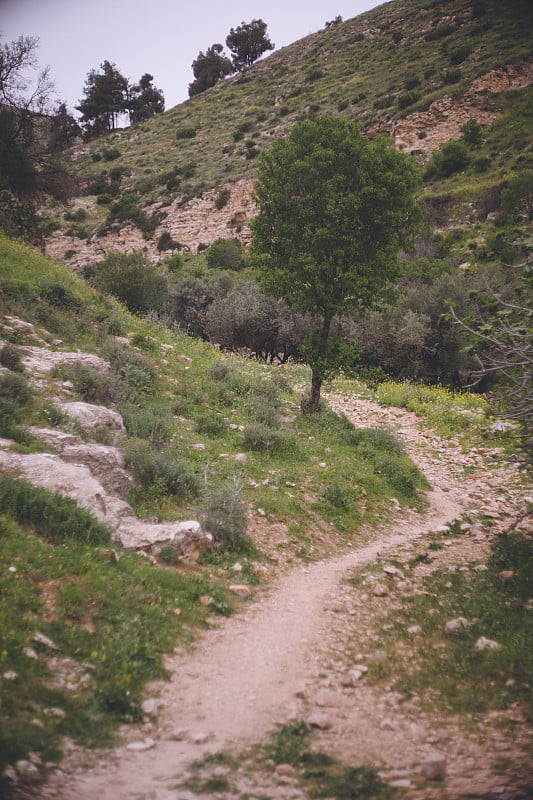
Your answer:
[308,711,332,729]
[419,754,447,781]
[126,738,155,752]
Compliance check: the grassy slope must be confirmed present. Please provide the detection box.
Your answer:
[57,0,533,215]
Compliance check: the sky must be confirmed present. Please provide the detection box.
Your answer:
[0,0,382,117]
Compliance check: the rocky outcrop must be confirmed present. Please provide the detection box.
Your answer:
[44,179,256,270]
[0,439,210,554]
[373,58,533,155]
[1,323,211,555]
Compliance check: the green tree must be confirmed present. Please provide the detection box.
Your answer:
[226,20,274,71]
[251,116,422,413]
[92,251,168,314]
[128,73,165,124]
[76,61,128,138]
[188,44,233,97]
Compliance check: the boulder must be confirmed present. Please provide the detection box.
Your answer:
[56,401,126,443]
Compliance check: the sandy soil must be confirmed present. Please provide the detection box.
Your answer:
[36,394,532,800]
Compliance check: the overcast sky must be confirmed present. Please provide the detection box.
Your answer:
[1,0,382,116]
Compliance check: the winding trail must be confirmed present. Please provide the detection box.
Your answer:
[42,395,508,800]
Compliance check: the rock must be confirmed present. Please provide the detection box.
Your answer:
[419,754,447,781]
[24,647,38,659]
[389,779,412,788]
[499,570,515,581]
[126,738,155,752]
[114,518,210,553]
[56,401,126,443]
[61,442,132,496]
[3,671,18,680]
[276,764,298,778]
[408,625,422,635]
[315,688,338,707]
[2,765,18,784]
[445,617,469,636]
[167,727,189,741]
[15,760,41,781]
[141,698,159,716]
[308,711,332,730]
[380,718,395,730]
[44,707,66,718]
[409,723,426,742]
[373,583,389,597]
[475,636,501,651]
[190,732,210,745]
[383,565,404,579]
[31,632,58,650]
[22,347,110,374]
[229,584,251,597]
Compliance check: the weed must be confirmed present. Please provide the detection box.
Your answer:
[242,423,294,454]
[203,475,253,554]
[50,362,118,405]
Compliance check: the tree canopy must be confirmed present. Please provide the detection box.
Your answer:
[189,44,234,97]
[128,73,165,125]
[225,19,274,71]
[251,115,423,412]
[76,60,128,138]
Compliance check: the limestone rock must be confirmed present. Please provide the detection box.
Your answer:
[60,442,132,496]
[56,401,126,443]
[445,617,469,636]
[419,754,447,781]
[22,347,110,374]
[475,636,501,651]
[229,584,251,597]
[308,711,332,730]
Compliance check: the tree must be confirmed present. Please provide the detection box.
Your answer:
[450,259,532,468]
[0,35,75,239]
[188,44,233,97]
[225,20,274,71]
[251,115,422,413]
[128,73,165,125]
[76,61,128,138]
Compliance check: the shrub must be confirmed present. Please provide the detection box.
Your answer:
[206,238,245,270]
[0,370,32,406]
[175,126,197,139]
[0,475,110,544]
[105,341,158,398]
[195,410,227,436]
[94,251,169,314]
[50,362,118,405]
[123,439,200,499]
[119,403,172,445]
[242,423,293,453]
[214,188,231,210]
[203,476,251,553]
[157,231,181,252]
[102,147,121,161]
[430,139,469,179]
[0,343,24,372]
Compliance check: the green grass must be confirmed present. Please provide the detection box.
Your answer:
[359,523,533,720]
[0,509,230,779]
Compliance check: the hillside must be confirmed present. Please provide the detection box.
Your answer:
[41,0,533,266]
[1,234,531,798]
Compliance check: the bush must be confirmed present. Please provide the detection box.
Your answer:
[104,341,158,398]
[123,439,200,499]
[0,370,32,406]
[50,362,118,405]
[157,231,181,252]
[0,343,24,372]
[194,410,227,436]
[119,403,172,445]
[206,238,245,270]
[214,188,231,210]
[203,476,251,553]
[429,139,469,179]
[0,475,110,544]
[175,126,197,139]
[242,422,293,453]
[94,251,169,314]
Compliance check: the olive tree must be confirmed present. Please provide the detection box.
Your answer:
[251,115,422,413]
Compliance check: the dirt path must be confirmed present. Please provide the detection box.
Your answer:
[40,395,528,800]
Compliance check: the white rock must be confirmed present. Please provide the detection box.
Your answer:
[445,617,469,636]
[229,584,251,597]
[3,671,18,680]
[31,632,58,650]
[15,760,40,780]
[141,698,159,716]
[475,636,501,651]
[126,738,155,752]
[190,732,210,745]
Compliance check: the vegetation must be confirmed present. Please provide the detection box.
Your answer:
[251,115,422,412]
[226,19,274,71]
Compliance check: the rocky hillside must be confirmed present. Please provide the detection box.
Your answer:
[41,0,533,267]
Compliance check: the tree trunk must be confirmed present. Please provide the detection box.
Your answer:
[301,315,331,414]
